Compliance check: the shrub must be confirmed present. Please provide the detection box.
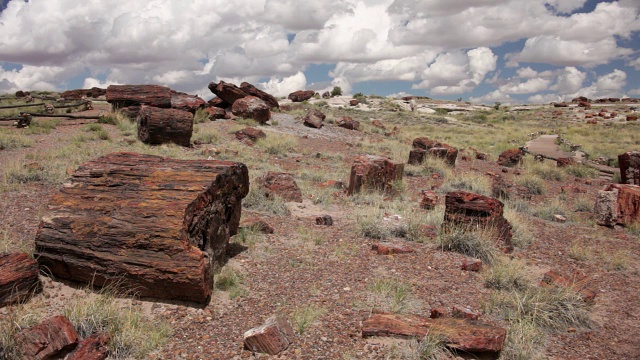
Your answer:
[515,175,546,195]
[290,305,325,335]
[331,86,342,97]
[564,165,599,179]
[255,133,298,155]
[193,108,210,124]
[483,257,531,291]
[438,227,498,264]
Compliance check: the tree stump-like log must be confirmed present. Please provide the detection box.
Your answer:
[137,106,193,147]
[106,84,172,109]
[35,152,249,304]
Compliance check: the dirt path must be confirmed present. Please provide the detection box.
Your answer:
[525,134,572,159]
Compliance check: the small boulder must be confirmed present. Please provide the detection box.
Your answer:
[235,127,266,142]
[349,99,359,106]
[497,148,525,167]
[315,215,333,226]
[337,116,360,130]
[460,259,482,272]
[205,107,226,120]
[243,316,295,355]
[288,90,315,102]
[302,109,325,129]
[419,190,439,210]
[371,120,386,129]
[257,172,303,202]
[452,306,480,320]
[347,155,404,195]
[556,157,576,167]
[240,82,279,109]
[16,315,79,359]
[231,96,271,124]
[68,333,110,360]
[371,243,415,255]
[0,252,42,308]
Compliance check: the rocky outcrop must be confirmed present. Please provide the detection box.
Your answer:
[256,172,303,203]
[288,90,315,102]
[231,96,271,124]
[16,316,79,359]
[408,137,458,166]
[240,82,279,109]
[35,152,249,304]
[137,106,193,147]
[106,85,173,109]
[0,252,42,308]
[208,81,248,105]
[619,151,640,185]
[443,191,513,252]
[302,108,325,129]
[243,316,294,355]
[347,155,404,195]
[362,313,506,354]
[497,148,525,167]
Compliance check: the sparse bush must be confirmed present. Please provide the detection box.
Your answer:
[0,131,33,150]
[214,266,246,299]
[192,128,220,144]
[515,175,546,195]
[438,227,498,264]
[369,278,413,313]
[193,108,210,123]
[255,133,298,155]
[290,305,325,335]
[500,319,546,360]
[564,165,599,179]
[483,257,531,291]
[331,86,342,97]
[527,160,565,181]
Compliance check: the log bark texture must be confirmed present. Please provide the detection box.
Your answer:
[0,252,42,308]
[106,85,172,109]
[34,152,249,303]
[137,106,193,147]
[16,315,79,360]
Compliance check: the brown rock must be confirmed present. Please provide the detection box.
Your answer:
[68,333,110,360]
[322,91,331,99]
[349,99,359,106]
[208,96,231,109]
[429,308,447,319]
[315,215,333,226]
[362,313,506,353]
[235,127,266,142]
[452,305,480,320]
[243,315,295,355]
[288,90,315,102]
[257,171,303,202]
[586,119,598,124]
[15,90,26,98]
[136,106,193,147]
[0,252,42,308]
[610,184,640,226]
[443,191,513,252]
[460,259,482,272]
[16,315,79,359]
[371,120,386,129]
[337,116,360,130]
[419,190,439,210]
[553,102,568,107]
[556,157,576,167]
[240,82,279,109]
[106,85,172,109]
[347,155,404,195]
[205,107,226,120]
[410,138,458,166]
[371,243,414,255]
[619,151,640,185]
[170,91,206,113]
[35,152,249,304]
[541,270,596,303]
[302,108,325,128]
[578,100,591,109]
[231,96,270,124]
[627,115,638,121]
[497,148,525,167]
[61,88,107,100]
[208,81,249,105]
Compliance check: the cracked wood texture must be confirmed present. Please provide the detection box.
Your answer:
[34,152,249,304]
[137,106,193,147]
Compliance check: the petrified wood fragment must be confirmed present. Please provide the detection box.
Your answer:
[137,106,193,147]
[106,84,172,109]
[35,152,249,303]
[0,252,42,308]
[348,155,404,195]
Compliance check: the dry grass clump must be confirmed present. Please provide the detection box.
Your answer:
[81,123,110,141]
[526,159,565,181]
[503,204,535,248]
[515,174,546,195]
[483,257,531,291]
[290,304,326,335]
[530,197,569,221]
[0,130,34,150]
[242,186,291,216]
[1,226,33,254]
[0,298,47,360]
[192,126,220,144]
[500,319,546,360]
[214,265,247,299]
[396,332,451,360]
[369,278,414,314]
[255,132,298,155]
[438,172,491,196]
[24,119,59,135]
[193,108,210,124]
[564,165,599,179]
[438,226,499,264]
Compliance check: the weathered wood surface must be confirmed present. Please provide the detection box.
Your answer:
[0,252,42,307]
[35,152,249,303]
[16,315,79,360]
[106,85,173,109]
[137,106,193,147]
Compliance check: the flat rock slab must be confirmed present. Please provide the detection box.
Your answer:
[35,152,249,304]
[362,313,506,353]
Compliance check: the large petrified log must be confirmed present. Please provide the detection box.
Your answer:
[240,82,279,109]
[0,252,42,308]
[231,96,271,124]
[619,151,640,185]
[34,152,249,303]
[208,81,249,105]
[348,155,404,195]
[362,313,506,353]
[106,85,172,109]
[408,137,458,166]
[443,191,513,252]
[137,106,193,147]
[170,91,206,114]
[288,90,315,102]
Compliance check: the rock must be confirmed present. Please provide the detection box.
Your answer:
[627,115,638,121]
[208,81,249,105]
[35,152,249,304]
[586,119,598,124]
[578,100,591,109]
[347,155,404,195]
[362,313,506,353]
[61,88,107,100]
[231,96,271,124]
[106,84,172,109]
[322,91,331,99]
[68,333,110,360]
[554,214,567,223]
[618,151,640,185]
[170,91,206,113]
[257,172,303,202]
[235,127,266,142]
[452,306,480,320]
[609,184,640,226]
[371,120,386,129]
[541,270,596,303]
[409,138,458,166]
[419,190,439,210]
[337,116,360,130]
[0,252,42,308]
[302,108,325,128]
[240,82,279,109]
[315,215,333,226]
[239,218,274,234]
[287,90,315,102]
[553,102,568,107]
[497,148,525,167]
[349,99,359,106]
[205,107,226,120]
[429,308,447,319]
[594,187,618,225]
[208,96,231,109]
[460,258,482,272]
[443,191,513,252]
[371,243,414,255]
[556,157,576,167]
[136,106,193,147]
[243,315,295,355]
[16,315,79,359]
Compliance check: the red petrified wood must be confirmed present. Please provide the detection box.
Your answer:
[106,84,173,109]
[68,333,110,360]
[256,171,303,202]
[136,106,194,147]
[288,90,315,102]
[231,96,271,124]
[348,155,404,195]
[497,148,525,167]
[243,316,295,355]
[0,252,42,308]
[16,315,79,359]
[618,151,640,185]
[34,152,249,304]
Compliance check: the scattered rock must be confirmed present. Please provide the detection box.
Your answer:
[541,270,597,303]
[231,96,271,124]
[554,214,567,223]
[371,120,386,129]
[371,243,414,255]
[68,333,110,360]
[553,102,568,107]
[243,315,295,355]
[497,148,525,167]
[322,91,331,99]
[347,154,404,195]
[302,108,325,129]
[627,115,638,121]
[240,82,279,109]
[556,157,576,167]
[257,171,303,202]
[0,252,42,308]
[429,308,447,319]
[349,99,359,106]
[315,215,333,226]
[419,190,439,210]
[16,315,79,360]
[288,90,315,102]
[460,258,482,272]
[235,127,266,142]
[408,138,458,166]
[452,306,480,320]
[618,151,640,185]
[337,116,360,130]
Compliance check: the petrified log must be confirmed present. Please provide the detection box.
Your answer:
[302,108,326,129]
[170,91,206,114]
[443,191,513,252]
[235,127,266,142]
[0,252,42,308]
[240,82,279,109]
[497,148,525,167]
[208,81,248,105]
[409,137,458,166]
[337,116,360,130]
[68,333,110,360]
[619,151,640,185]
[106,85,172,109]
[362,313,506,353]
[288,90,315,102]
[348,155,404,195]
[256,171,303,202]
[243,316,295,355]
[34,152,249,303]
[610,184,640,226]
[137,106,193,147]
[16,315,79,359]
[231,96,271,124]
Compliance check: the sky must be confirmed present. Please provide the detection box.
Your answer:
[0,0,638,104]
